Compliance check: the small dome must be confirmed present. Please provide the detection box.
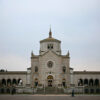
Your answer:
[40,37,61,43]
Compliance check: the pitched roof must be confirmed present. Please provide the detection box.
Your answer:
[0,71,27,75]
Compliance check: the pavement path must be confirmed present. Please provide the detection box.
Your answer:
[0,95,100,100]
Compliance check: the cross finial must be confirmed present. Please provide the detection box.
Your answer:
[49,26,52,38]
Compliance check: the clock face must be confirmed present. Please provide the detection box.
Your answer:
[47,61,53,68]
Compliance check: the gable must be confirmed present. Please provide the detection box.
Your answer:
[40,50,60,58]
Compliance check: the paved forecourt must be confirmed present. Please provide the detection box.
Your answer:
[0,95,100,100]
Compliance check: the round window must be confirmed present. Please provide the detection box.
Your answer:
[47,61,53,68]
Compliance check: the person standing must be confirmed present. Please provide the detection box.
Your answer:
[72,89,74,97]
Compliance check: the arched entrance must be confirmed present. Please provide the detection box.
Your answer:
[62,78,66,87]
[47,75,53,87]
[34,78,38,87]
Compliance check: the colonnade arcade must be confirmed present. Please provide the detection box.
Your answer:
[0,79,23,87]
[78,79,100,87]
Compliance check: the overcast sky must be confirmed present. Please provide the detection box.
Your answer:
[0,0,100,71]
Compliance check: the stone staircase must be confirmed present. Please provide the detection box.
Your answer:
[36,87,64,94]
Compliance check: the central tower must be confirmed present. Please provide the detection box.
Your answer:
[39,28,61,55]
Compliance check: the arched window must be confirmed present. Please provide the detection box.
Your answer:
[78,79,83,86]
[47,61,53,68]
[35,66,38,72]
[2,79,6,86]
[89,79,94,86]
[84,79,88,86]
[48,45,50,49]
[62,66,66,73]
[7,79,11,86]
[47,44,53,49]
[51,44,53,49]
[95,79,99,86]
[12,79,17,86]
[18,79,23,86]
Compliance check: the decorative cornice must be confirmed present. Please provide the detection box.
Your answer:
[0,71,27,75]
[74,71,100,74]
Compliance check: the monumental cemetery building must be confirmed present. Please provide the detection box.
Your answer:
[0,29,100,94]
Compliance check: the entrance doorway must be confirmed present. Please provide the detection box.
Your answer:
[34,78,38,87]
[48,80,52,87]
[47,75,53,87]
